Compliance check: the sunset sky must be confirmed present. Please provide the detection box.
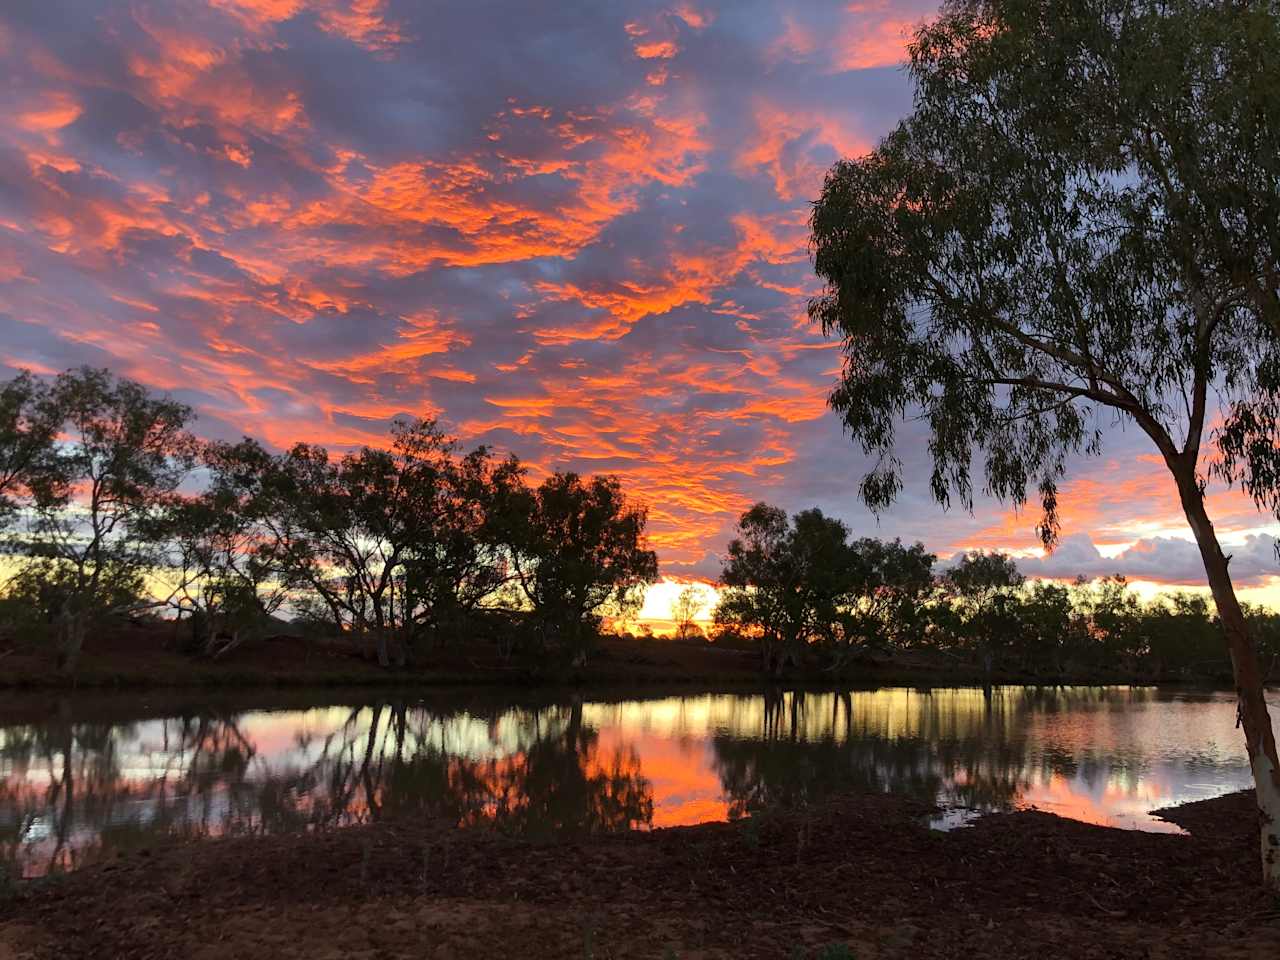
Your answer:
[2,0,1278,612]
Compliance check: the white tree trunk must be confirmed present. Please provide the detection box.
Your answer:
[1175,468,1280,888]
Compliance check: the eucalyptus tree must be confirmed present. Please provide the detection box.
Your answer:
[809,0,1280,882]
[23,368,198,672]
[257,419,456,667]
[0,370,60,528]
[397,447,525,650]
[505,472,659,662]
[159,438,291,656]
[714,504,865,675]
[713,503,799,675]
[1074,574,1148,668]
[670,583,707,640]
[1014,580,1078,677]
[845,538,937,651]
[942,551,1025,682]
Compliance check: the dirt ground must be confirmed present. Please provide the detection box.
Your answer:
[3,789,1278,959]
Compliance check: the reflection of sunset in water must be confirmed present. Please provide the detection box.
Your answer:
[1,686,1268,876]
[1016,773,1183,833]
[592,728,728,827]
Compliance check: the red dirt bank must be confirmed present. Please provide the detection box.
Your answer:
[3,790,1277,959]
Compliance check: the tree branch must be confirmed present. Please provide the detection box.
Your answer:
[979,376,1125,409]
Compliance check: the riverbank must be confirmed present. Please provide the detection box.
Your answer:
[0,620,762,690]
[0,620,1243,692]
[3,789,1276,959]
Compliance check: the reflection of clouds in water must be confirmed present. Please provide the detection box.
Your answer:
[1017,773,1185,832]
[594,727,726,827]
[0,687,1265,876]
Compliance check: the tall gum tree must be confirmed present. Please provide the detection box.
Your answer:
[809,0,1280,885]
[31,368,197,673]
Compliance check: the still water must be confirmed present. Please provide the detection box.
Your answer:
[1,685,1268,877]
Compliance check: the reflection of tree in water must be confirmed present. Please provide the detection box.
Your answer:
[286,699,652,836]
[1,686,1183,877]
[0,698,653,876]
[709,687,1148,819]
[0,714,138,874]
[471,701,653,835]
[0,709,281,875]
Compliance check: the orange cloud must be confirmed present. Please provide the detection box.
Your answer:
[211,0,403,49]
[736,101,868,201]
[766,15,818,65]
[15,91,82,133]
[316,0,403,50]
[6,0,1270,590]
[211,0,305,27]
[635,39,679,59]
[834,17,915,71]
[671,5,712,30]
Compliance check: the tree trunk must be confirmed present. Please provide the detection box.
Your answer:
[370,602,392,668]
[56,606,85,676]
[360,704,384,820]
[761,635,786,679]
[1174,467,1280,888]
[212,628,248,661]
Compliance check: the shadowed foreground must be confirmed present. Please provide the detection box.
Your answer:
[3,791,1278,959]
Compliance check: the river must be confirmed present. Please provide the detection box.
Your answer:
[1,684,1268,877]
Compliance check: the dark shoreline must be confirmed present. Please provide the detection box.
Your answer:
[4,788,1276,959]
[0,677,1253,731]
[0,622,1255,696]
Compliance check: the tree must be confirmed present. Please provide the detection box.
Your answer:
[942,551,1025,683]
[397,447,525,651]
[670,583,707,640]
[158,438,291,657]
[1146,592,1221,677]
[809,0,1280,883]
[714,504,865,675]
[713,507,939,673]
[1076,575,1148,670]
[1014,579,1077,677]
[506,472,659,663]
[23,367,197,672]
[845,538,937,651]
[945,552,1024,607]
[256,419,456,667]
[715,504,806,675]
[0,370,60,528]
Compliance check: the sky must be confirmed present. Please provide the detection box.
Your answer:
[2,0,1278,618]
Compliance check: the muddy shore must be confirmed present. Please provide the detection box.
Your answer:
[3,789,1277,959]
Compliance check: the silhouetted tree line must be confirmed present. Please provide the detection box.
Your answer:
[0,367,658,673]
[713,503,1280,682]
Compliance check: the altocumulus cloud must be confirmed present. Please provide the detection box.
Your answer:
[1011,534,1280,589]
[0,0,1275,583]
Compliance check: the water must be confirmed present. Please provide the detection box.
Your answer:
[0,685,1268,877]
